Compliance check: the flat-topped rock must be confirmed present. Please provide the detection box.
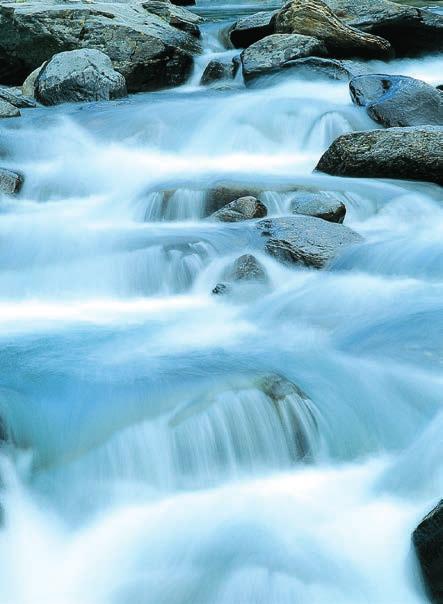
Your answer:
[316,126,443,186]
[257,215,362,268]
[290,191,346,223]
[0,168,24,194]
[241,33,327,82]
[229,11,277,48]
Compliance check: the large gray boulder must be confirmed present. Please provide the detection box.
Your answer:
[325,0,443,55]
[413,500,443,604]
[0,168,24,195]
[0,1,201,92]
[210,196,267,222]
[290,191,346,223]
[349,74,443,128]
[257,216,362,268]
[241,34,327,82]
[0,98,20,118]
[316,126,443,186]
[273,0,392,59]
[229,11,277,48]
[34,49,127,105]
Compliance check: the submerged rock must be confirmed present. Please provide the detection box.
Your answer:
[226,254,269,282]
[257,215,362,268]
[0,168,24,195]
[210,196,267,222]
[205,186,262,215]
[349,74,443,128]
[0,98,20,118]
[290,192,346,223]
[316,126,443,186]
[413,500,443,604]
[325,0,443,56]
[35,49,127,105]
[241,33,327,82]
[273,0,392,59]
[0,1,200,92]
[200,58,239,86]
[229,11,277,48]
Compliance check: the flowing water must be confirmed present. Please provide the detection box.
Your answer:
[0,2,442,603]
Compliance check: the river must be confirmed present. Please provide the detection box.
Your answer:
[0,1,442,602]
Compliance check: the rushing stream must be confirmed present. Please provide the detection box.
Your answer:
[0,1,442,603]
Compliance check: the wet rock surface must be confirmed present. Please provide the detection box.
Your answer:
[210,196,267,222]
[0,1,200,91]
[241,33,327,82]
[0,168,24,195]
[316,126,443,185]
[229,10,277,48]
[349,74,443,127]
[290,192,346,223]
[0,98,20,118]
[35,49,127,105]
[413,500,443,604]
[273,0,393,59]
[257,215,362,268]
[200,58,239,85]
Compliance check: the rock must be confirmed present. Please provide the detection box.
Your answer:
[257,216,362,268]
[325,0,443,56]
[241,34,328,83]
[0,98,20,118]
[229,11,277,49]
[34,49,127,106]
[316,126,443,186]
[0,168,24,195]
[170,0,195,6]
[141,0,201,38]
[273,0,392,59]
[200,58,239,86]
[225,254,269,282]
[290,192,346,223]
[0,2,201,92]
[210,196,267,222]
[282,56,370,81]
[413,500,443,604]
[0,86,36,108]
[349,74,443,128]
[22,65,45,98]
[212,282,231,295]
[205,186,262,215]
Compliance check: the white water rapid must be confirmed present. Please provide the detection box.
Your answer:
[0,1,442,603]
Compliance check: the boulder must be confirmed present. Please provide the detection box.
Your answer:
[170,0,195,6]
[413,500,443,604]
[229,11,277,49]
[141,0,201,38]
[290,192,346,222]
[0,85,36,108]
[22,64,45,98]
[316,126,443,186]
[325,0,443,56]
[200,58,239,86]
[34,49,127,105]
[225,254,268,282]
[282,56,370,81]
[273,0,392,59]
[241,34,328,82]
[0,2,200,92]
[0,98,20,118]
[349,74,443,128]
[0,168,24,195]
[257,216,362,268]
[205,186,262,215]
[210,196,267,222]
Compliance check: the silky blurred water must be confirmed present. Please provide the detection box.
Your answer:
[0,2,442,603]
